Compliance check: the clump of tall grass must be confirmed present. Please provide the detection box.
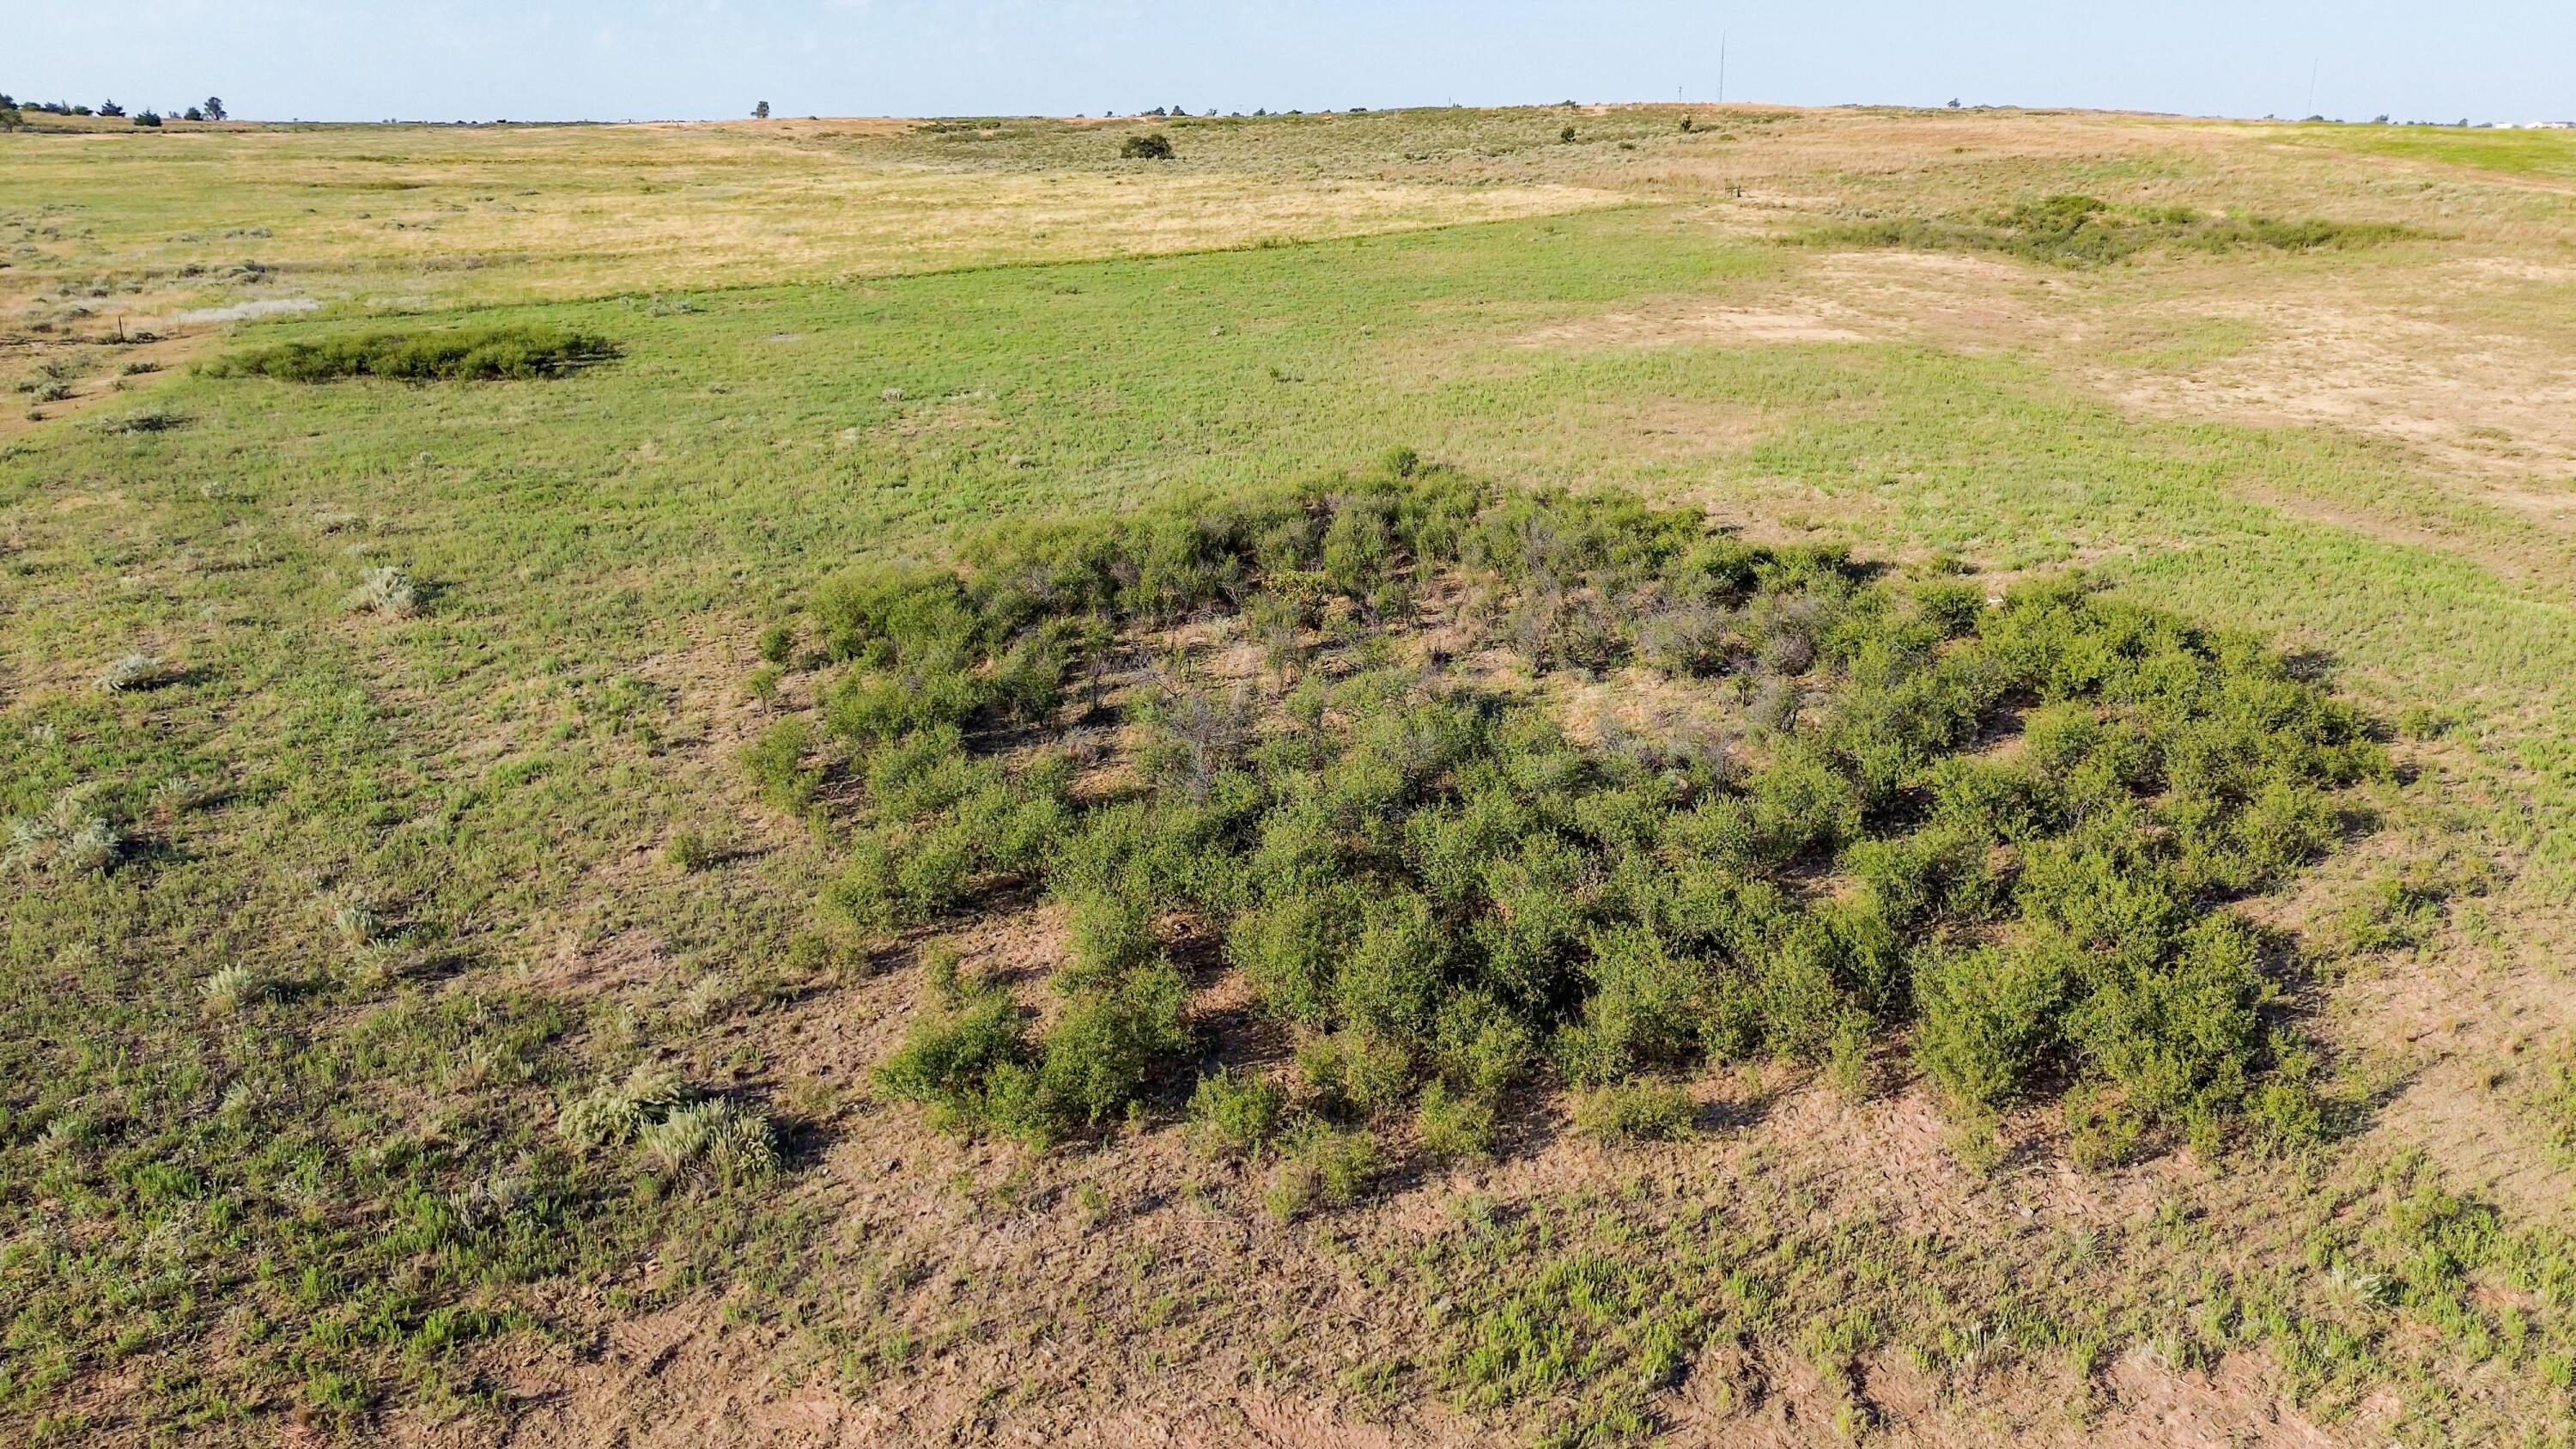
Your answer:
[6,788,120,876]
[556,1063,781,1182]
[557,1062,687,1150]
[345,565,418,618]
[98,651,171,692]
[198,963,265,1014]
[202,324,616,383]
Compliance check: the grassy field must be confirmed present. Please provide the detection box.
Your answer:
[8,107,2576,1446]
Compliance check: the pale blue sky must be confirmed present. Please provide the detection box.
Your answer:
[13,2,2570,125]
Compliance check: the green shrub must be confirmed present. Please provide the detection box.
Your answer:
[1187,1068,1289,1156]
[1263,1123,1382,1219]
[1121,132,1175,160]
[740,718,822,812]
[872,983,1033,1134]
[1573,1081,1696,1144]
[1030,959,1189,1131]
[664,831,717,873]
[1912,941,2072,1111]
[2069,916,2269,1118]
[1297,1027,1414,1118]
[1416,1078,1498,1162]
[202,325,615,382]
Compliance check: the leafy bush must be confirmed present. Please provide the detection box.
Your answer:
[1121,132,1175,160]
[1573,1081,1697,1144]
[1035,959,1189,1129]
[202,325,616,382]
[870,985,1033,1133]
[1416,1078,1499,1162]
[1188,1067,1290,1156]
[665,831,717,873]
[740,718,822,813]
[1263,1122,1382,1219]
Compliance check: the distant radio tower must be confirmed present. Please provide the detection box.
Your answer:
[1719,34,1728,104]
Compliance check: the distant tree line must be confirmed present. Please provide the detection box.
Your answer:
[2,94,227,125]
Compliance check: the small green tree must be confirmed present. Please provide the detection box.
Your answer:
[1121,131,1175,160]
[203,96,227,121]
[754,100,770,119]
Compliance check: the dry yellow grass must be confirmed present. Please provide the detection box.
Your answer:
[0,119,1621,332]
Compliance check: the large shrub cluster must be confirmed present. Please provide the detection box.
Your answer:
[776,460,2379,1154]
[200,324,616,382]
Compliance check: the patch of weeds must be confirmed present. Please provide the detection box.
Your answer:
[97,650,173,692]
[345,565,420,618]
[98,407,186,433]
[5,787,121,876]
[197,963,265,1014]
[559,1062,778,1184]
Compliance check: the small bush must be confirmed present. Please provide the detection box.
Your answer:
[665,831,717,872]
[1912,942,2069,1111]
[1121,132,1175,161]
[1032,959,1189,1130]
[1415,1078,1498,1163]
[202,324,616,383]
[1573,1081,1697,1144]
[870,986,1032,1134]
[1188,1068,1290,1156]
[741,718,822,813]
[1264,1123,1382,1220]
